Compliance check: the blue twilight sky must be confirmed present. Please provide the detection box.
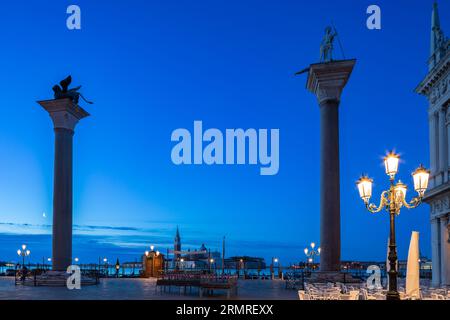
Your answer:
[0,0,448,264]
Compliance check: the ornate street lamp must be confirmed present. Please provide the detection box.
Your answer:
[271,257,279,279]
[17,244,31,267]
[304,242,320,270]
[356,151,429,300]
[180,258,185,270]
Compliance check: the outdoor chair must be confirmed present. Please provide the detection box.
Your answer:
[431,293,446,300]
[360,288,377,300]
[344,290,360,300]
[298,290,311,300]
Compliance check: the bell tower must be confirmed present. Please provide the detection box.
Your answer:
[174,226,181,260]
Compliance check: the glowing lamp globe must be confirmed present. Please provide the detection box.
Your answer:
[412,165,430,196]
[384,152,400,178]
[394,181,407,200]
[357,176,373,202]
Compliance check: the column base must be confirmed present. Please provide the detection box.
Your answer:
[386,290,401,300]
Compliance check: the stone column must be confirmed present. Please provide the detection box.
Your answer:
[440,215,450,286]
[446,108,450,179]
[306,60,356,272]
[429,112,438,187]
[431,218,441,287]
[438,108,447,183]
[37,98,89,271]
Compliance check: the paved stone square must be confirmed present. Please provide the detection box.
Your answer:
[0,277,297,300]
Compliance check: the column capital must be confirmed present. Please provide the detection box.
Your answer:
[37,98,90,131]
[442,214,449,224]
[307,59,356,105]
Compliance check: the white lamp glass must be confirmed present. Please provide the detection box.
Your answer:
[384,152,400,177]
[412,165,430,196]
[357,176,373,202]
[394,181,407,200]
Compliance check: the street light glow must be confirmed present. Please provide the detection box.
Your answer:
[357,175,373,203]
[394,181,407,200]
[412,164,430,196]
[384,151,400,178]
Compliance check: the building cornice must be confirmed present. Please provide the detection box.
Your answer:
[416,50,450,96]
[423,181,450,202]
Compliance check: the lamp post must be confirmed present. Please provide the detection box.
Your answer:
[103,258,108,276]
[17,244,31,267]
[155,251,160,276]
[356,151,429,301]
[271,257,279,279]
[209,258,215,274]
[304,242,321,270]
[17,244,31,269]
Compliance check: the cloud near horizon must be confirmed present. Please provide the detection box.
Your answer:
[0,221,309,264]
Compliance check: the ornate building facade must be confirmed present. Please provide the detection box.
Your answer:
[416,1,450,287]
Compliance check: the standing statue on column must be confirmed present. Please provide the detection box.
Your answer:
[320,26,337,62]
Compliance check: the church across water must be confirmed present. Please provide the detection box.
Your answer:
[170,227,223,271]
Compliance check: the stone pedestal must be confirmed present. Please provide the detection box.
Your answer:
[306,60,356,272]
[37,98,89,271]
